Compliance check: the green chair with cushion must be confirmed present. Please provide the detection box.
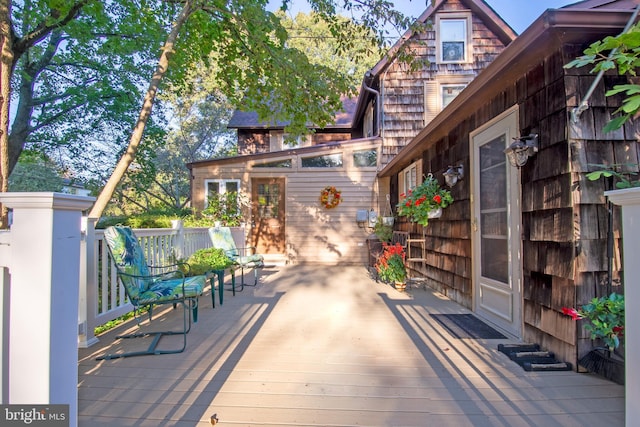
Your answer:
[208,226,264,291]
[98,225,206,360]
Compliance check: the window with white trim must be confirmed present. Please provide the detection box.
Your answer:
[436,13,472,64]
[442,84,467,108]
[204,179,240,210]
[269,130,307,151]
[400,162,421,197]
[424,75,474,124]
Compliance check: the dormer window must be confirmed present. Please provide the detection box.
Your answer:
[436,13,472,64]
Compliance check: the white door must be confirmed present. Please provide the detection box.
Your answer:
[471,107,522,338]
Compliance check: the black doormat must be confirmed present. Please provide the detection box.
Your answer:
[430,314,507,339]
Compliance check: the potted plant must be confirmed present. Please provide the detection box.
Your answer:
[181,247,234,276]
[562,292,625,352]
[375,242,407,289]
[396,174,453,226]
[562,292,625,383]
[373,216,393,243]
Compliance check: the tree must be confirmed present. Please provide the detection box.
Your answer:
[8,149,64,191]
[565,21,640,132]
[118,10,381,215]
[0,0,175,226]
[0,0,426,225]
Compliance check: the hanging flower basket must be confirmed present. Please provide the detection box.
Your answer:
[428,207,443,219]
[396,174,453,226]
[320,186,342,209]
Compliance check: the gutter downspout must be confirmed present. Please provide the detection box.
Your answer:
[363,71,381,137]
[571,5,640,123]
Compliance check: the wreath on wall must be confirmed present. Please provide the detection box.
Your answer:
[320,186,342,209]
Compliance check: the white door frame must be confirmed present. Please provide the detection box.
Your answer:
[470,106,523,338]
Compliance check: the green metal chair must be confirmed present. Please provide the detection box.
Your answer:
[208,226,264,291]
[98,226,206,360]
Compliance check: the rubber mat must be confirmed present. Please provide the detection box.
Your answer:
[430,313,507,339]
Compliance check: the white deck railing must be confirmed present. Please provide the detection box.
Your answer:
[78,220,234,347]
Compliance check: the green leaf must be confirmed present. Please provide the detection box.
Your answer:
[602,115,629,132]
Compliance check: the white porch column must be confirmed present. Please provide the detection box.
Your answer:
[606,188,640,427]
[0,192,94,427]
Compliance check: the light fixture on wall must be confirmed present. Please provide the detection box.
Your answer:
[504,134,538,168]
[444,164,464,187]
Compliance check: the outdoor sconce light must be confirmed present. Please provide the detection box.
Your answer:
[504,134,538,168]
[444,164,464,187]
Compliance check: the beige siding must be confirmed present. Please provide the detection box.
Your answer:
[191,140,381,265]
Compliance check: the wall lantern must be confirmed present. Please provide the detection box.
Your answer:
[504,134,538,168]
[444,164,464,187]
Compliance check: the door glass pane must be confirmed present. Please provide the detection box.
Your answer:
[479,134,508,283]
[258,184,279,219]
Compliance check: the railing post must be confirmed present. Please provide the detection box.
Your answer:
[172,219,184,260]
[78,217,99,348]
[606,188,640,427]
[0,192,94,427]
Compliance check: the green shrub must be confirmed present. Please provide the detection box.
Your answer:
[182,248,233,276]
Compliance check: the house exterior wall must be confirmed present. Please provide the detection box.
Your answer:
[190,139,381,264]
[238,130,269,155]
[391,41,634,367]
[378,0,509,166]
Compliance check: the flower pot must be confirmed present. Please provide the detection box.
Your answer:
[394,281,407,291]
[381,216,394,226]
[428,207,442,219]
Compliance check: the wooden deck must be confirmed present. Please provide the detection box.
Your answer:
[78,265,624,426]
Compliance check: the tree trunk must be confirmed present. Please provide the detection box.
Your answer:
[88,0,194,219]
[0,0,12,228]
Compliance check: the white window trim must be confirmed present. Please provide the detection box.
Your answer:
[204,179,241,209]
[435,12,473,64]
[424,74,474,124]
[399,160,422,198]
[269,130,309,151]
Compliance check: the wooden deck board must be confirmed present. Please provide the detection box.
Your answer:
[78,265,624,427]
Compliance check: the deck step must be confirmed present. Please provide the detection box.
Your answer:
[498,343,572,372]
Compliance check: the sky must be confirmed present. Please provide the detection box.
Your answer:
[268,0,579,35]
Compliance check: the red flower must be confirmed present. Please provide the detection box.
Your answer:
[562,307,582,320]
[433,195,442,204]
[613,326,624,337]
[405,200,412,207]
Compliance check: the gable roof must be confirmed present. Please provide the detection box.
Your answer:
[378,1,640,178]
[367,0,517,78]
[562,0,640,9]
[227,96,357,130]
[352,0,518,128]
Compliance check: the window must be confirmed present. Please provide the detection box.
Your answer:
[436,13,472,64]
[400,161,421,197]
[269,131,307,151]
[441,84,467,108]
[253,159,292,168]
[204,179,240,211]
[424,75,473,124]
[301,153,343,168]
[353,149,377,168]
